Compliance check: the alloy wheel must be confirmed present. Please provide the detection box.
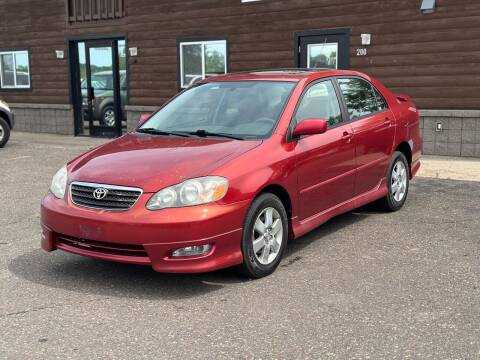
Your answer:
[104,109,115,127]
[391,161,407,202]
[0,125,4,142]
[252,207,283,265]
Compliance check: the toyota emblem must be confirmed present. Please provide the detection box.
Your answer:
[93,188,109,200]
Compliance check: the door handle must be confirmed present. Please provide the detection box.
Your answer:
[384,117,392,126]
[341,131,354,141]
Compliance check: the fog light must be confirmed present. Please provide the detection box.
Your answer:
[171,244,212,257]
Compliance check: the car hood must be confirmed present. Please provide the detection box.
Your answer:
[69,133,262,193]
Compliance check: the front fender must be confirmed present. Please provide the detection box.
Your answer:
[215,135,299,215]
[0,109,13,129]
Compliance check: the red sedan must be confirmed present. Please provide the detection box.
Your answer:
[41,69,422,278]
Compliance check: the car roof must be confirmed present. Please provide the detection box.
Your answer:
[205,68,369,83]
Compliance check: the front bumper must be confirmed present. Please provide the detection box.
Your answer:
[9,111,14,129]
[41,192,249,273]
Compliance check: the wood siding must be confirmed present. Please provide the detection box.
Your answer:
[68,0,125,23]
[0,0,479,109]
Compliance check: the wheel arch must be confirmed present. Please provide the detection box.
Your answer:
[0,109,12,129]
[395,141,413,177]
[255,184,294,240]
[99,99,114,115]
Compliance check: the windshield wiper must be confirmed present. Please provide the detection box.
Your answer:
[136,128,190,137]
[187,129,244,140]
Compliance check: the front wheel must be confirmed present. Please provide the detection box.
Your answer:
[238,193,288,278]
[378,151,410,211]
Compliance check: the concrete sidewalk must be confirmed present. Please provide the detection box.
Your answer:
[4,131,480,182]
[417,155,480,182]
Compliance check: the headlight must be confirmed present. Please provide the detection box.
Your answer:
[50,165,68,199]
[147,176,228,210]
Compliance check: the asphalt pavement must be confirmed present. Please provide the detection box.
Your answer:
[1,132,479,359]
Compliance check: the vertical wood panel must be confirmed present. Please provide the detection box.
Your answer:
[92,0,100,20]
[67,0,124,23]
[76,0,83,21]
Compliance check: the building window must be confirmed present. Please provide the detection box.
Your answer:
[67,0,125,24]
[307,43,338,69]
[179,39,227,88]
[0,50,30,89]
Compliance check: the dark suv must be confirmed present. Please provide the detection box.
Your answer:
[0,99,14,148]
[81,70,127,127]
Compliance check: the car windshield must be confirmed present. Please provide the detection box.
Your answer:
[140,81,296,139]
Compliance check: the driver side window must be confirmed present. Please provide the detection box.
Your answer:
[294,80,343,127]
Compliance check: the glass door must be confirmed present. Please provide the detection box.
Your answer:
[73,38,127,137]
[297,29,350,70]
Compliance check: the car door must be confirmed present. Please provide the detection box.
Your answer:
[337,77,396,196]
[293,79,356,221]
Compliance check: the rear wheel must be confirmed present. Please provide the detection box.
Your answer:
[378,151,410,211]
[0,117,10,148]
[238,193,288,278]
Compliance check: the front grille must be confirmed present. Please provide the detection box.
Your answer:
[70,182,142,211]
[57,235,148,258]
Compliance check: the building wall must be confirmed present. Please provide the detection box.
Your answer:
[420,110,480,157]
[126,0,480,109]
[0,0,480,156]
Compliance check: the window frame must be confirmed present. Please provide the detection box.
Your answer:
[334,76,389,122]
[177,37,229,90]
[0,49,31,90]
[287,77,349,142]
[371,84,389,112]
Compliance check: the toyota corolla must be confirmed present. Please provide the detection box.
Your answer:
[41,69,422,278]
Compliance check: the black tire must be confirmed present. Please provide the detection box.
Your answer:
[0,117,11,148]
[237,193,288,278]
[101,105,116,127]
[377,151,410,212]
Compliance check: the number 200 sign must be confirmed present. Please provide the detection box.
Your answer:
[356,48,367,56]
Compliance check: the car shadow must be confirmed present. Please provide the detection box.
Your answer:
[282,204,375,266]
[8,250,243,300]
[8,206,374,300]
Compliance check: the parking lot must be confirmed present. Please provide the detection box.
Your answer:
[1,132,479,359]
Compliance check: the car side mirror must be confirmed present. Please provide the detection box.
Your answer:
[292,119,328,138]
[138,113,152,126]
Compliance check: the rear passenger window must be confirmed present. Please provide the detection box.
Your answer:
[338,78,378,120]
[294,80,343,127]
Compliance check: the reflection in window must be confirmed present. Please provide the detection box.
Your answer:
[373,87,388,111]
[179,40,227,88]
[338,78,378,120]
[205,43,226,75]
[0,50,30,89]
[143,81,295,138]
[118,40,128,91]
[295,80,343,127]
[307,43,338,69]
